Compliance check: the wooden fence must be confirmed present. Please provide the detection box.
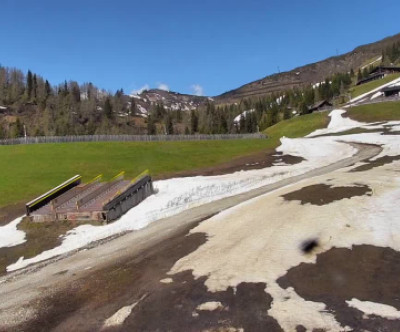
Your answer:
[0,133,266,145]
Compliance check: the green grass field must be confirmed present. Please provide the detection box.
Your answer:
[350,74,400,98]
[346,101,400,122]
[0,139,274,207]
[0,111,333,208]
[264,111,330,141]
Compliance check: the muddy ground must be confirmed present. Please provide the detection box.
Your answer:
[7,220,283,332]
[281,183,372,205]
[278,245,400,332]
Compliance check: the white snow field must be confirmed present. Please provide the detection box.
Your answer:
[168,111,400,331]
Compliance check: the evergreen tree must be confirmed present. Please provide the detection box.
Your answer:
[26,70,33,100]
[165,113,173,135]
[33,74,37,101]
[129,97,136,116]
[190,110,198,134]
[104,97,113,119]
[147,115,156,135]
[45,80,51,99]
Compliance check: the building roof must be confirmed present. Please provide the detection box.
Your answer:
[381,85,400,93]
[370,66,400,74]
[309,100,332,111]
[356,72,385,85]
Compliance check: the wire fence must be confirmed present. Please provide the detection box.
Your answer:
[0,133,266,146]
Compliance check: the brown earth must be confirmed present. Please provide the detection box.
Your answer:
[155,150,304,180]
[0,202,26,226]
[8,219,282,332]
[350,155,400,172]
[278,245,400,332]
[0,219,102,275]
[281,183,372,205]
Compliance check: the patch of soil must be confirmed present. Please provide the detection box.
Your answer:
[281,184,372,206]
[0,218,101,275]
[10,220,282,332]
[155,150,304,179]
[0,202,26,226]
[278,245,400,331]
[350,155,400,172]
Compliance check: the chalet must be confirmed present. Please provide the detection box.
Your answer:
[381,85,400,97]
[356,72,385,86]
[356,66,400,86]
[369,66,400,75]
[308,100,332,113]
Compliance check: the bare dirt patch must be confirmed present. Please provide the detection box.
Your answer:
[0,218,101,275]
[281,184,372,206]
[350,155,400,172]
[9,219,282,332]
[155,150,304,179]
[278,245,400,331]
[0,202,25,226]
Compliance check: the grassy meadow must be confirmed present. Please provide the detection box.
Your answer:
[350,73,400,98]
[346,101,400,122]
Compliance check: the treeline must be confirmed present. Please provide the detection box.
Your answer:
[0,66,144,138]
[0,59,366,138]
[382,42,400,65]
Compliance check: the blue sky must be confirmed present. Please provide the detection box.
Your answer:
[1,0,399,96]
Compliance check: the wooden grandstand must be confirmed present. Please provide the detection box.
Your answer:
[26,171,154,223]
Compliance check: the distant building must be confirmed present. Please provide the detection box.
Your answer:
[308,100,332,113]
[381,85,400,97]
[356,66,400,86]
[356,72,385,86]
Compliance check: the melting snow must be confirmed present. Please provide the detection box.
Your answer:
[0,216,26,249]
[346,299,400,320]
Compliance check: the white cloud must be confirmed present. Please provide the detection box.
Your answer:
[191,84,204,96]
[157,83,169,91]
[130,84,149,95]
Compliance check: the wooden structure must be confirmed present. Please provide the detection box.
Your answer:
[356,66,400,86]
[381,85,400,97]
[308,100,333,113]
[356,72,385,86]
[27,171,154,223]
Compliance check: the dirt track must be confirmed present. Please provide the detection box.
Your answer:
[0,143,382,330]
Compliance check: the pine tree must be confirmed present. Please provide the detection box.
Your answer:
[26,70,33,100]
[147,115,156,135]
[129,97,136,116]
[190,110,198,134]
[45,80,51,99]
[104,97,113,119]
[33,74,37,101]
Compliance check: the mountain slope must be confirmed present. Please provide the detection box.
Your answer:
[215,33,400,103]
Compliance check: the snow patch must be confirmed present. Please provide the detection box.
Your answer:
[346,298,400,320]
[196,301,223,311]
[0,216,26,249]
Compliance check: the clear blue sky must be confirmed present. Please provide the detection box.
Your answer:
[1,0,399,96]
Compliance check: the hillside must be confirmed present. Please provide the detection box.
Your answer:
[215,33,400,103]
[131,89,210,116]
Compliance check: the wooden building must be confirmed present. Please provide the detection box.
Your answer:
[381,85,400,97]
[27,171,154,223]
[308,100,333,113]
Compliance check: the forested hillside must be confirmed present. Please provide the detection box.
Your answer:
[1,36,399,139]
